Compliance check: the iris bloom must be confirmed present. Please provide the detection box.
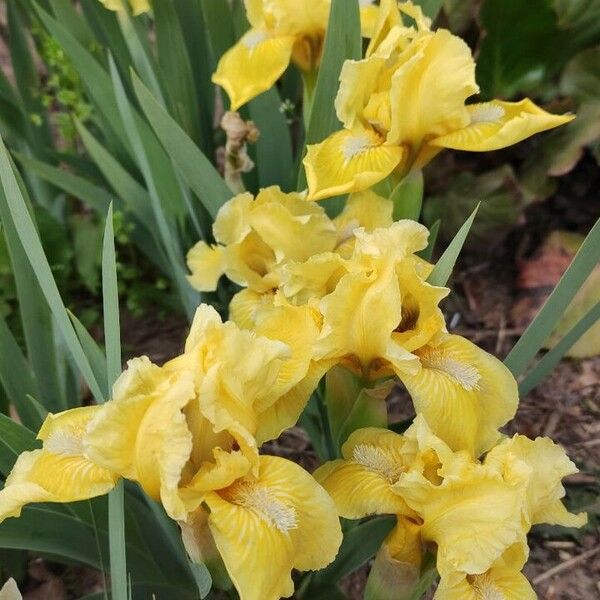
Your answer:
[187,187,338,294]
[213,0,383,110]
[434,544,535,600]
[183,455,342,600]
[304,1,574,200]
[99,0,150,15]
[485,434,587,529]
[85,305,295,519]
[85,356,198,520]
[0,407,118,523]
[311,222,518,456]
[319,417,585,593]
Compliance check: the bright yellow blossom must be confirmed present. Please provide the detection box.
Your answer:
[184,455,342,600]
[315,417,453,520]
[318,416,586,594]
[434,543,536,600]
[84,356,197,520]
[187,187,337,293]
[166,304,289,469]
[85,304,305,520]
[485,434,587,529]
[0,407,118,523]
[304,2,574,201]
[213,0,384,110]
[99,0,150,16]
[397,455,528,576]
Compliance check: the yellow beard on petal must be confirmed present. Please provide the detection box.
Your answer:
[468,572,506,600]
[352,444,406,483]
[417,346,481,392]
[224,480,298,533]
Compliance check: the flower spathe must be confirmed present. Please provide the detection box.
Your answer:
[304,1,574,201]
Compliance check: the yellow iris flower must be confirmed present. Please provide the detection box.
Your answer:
[187,187,338,293]
[319,416,586,593]
[213,0,383,110]
[0,407,118,523]
[202,214,518,458]
[308,222,517,456]
[99,0,150,15]
[485,434,587,529]
[434,543,536,600]
[184,455,342,600]
[304,1,574,201]
[84,356,197,520]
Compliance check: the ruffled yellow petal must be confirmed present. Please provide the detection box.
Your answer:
[434,543,536,600]
[399,334,518,457]
[316,428,414,518]
[213,192,253,245]
[353,220,429,262]
[223,232,278,292]
[186,242,226,292]
[334,190,394,240]
[212,30,296,110]
[178,305,289,463]
[205,455,342,600]
[335,55,389,130]
[341,190,395,230]
[180,448,252,514]
[0,407,117,523]
[431,99,575,152]
[360,1,380,38]
[263,0,330,37]
[305,128,405,201]
[485,435,587,529]
[390,257,448,353]
[228,288,276,329]
[314,263,402,376]
[248,187,337,262]
[397,462,527,576]
[250,302,331,443]
[387,29,478,149]
[85,357,196,520]
[279,253,350,304]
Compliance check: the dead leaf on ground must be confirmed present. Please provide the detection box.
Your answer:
[512,230,600,358]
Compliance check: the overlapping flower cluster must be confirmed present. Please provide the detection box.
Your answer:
[0,1,584,600]
[186,186,586,599]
